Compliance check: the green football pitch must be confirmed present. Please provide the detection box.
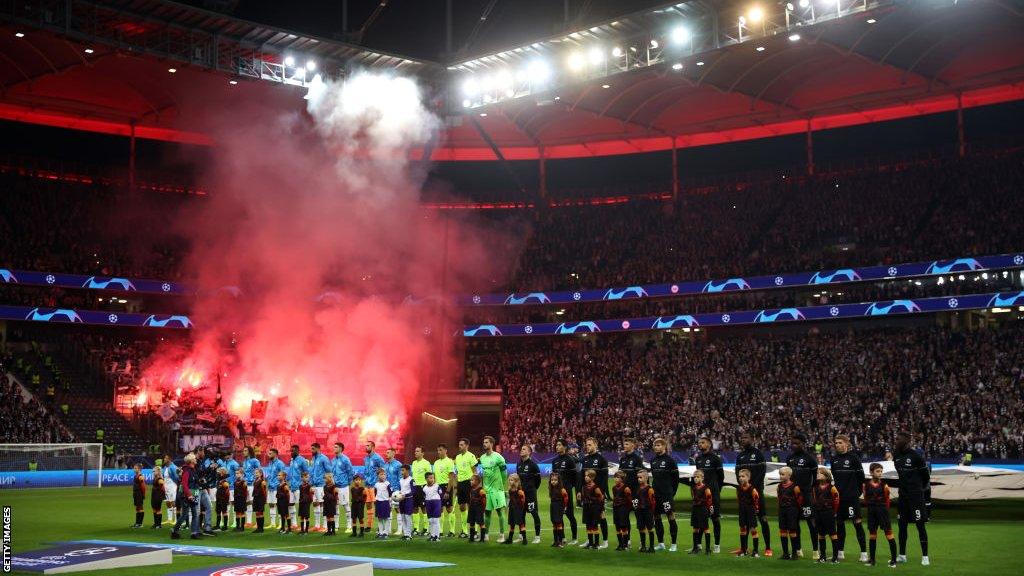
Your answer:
[4,485,1022,575]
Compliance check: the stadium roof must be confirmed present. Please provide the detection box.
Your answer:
[1,0,1023,158]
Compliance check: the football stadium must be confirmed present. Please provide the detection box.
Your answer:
[2,0,1024,574]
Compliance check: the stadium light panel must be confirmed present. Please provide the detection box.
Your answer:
[696,60,705,66]
[479,112,487,117]
[672,62,683,70]
[462,78,479,97]
[496,69,513,89]
[462,99,471,108]
[588,46,605,65]
[789,33,801,41]
[867,18,877,23]
[15,32,25,37]
[671,26,691,45]
[748,6,765,23]
[612,46,623,57]
[306,60,316,71]
[229,80,238,85]
[650,39,659,49]
[480,75,494,92]
[756,46,766,52]
[601,84,610,89]
[84,48,94,54]
[799,0,810,7]
[284,56,295,67]
[168,68,177,73]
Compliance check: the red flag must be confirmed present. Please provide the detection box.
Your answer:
[251,400,268,420]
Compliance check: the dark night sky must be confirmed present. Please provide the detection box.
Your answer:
[189,0,669,62]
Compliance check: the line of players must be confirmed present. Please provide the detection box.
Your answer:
[130,430,931,566]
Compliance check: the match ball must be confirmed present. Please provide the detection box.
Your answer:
[391,491,404,503]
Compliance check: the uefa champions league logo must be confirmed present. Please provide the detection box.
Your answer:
[524,325,533,334]
[46,274,56,284]
[162,283,172,292]
[573,292,582,301]
[64,547,118,557]
[670,285,679,294]
[887,267,898,277]
[775,277,784,286]
[108,314,118,323]
[621,320,630,329]
[472,295,481,304]
[721,314,731,323]
[948,298,958,308]
[1015,255,1024,266]
[830,306,839,316]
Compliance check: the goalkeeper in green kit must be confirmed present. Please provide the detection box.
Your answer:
[479,435,509,543]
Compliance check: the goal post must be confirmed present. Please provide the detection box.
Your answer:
[0,443,104,489]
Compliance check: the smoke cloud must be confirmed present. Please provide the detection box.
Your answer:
[140,72,502,441]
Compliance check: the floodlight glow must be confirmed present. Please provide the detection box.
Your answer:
[612,46,623,57]
[496,69,513,89]
[799,0,810,7]
[671,26,691,45]
[84,48,94,54]
[462,78,479,96]
[284,56,296,67]
[527,60,551,82]
[756,46,765,52]
[671,62,683,70]
[229,80,238,85]
[462,99,471,108]
[306,60,316,71]
[168,68,177,73]
[568,52,585,71]
[588,46,605,65]
[866,18,876,23]
[748,7,765,23]
[15,32,24,38]
[650,39,659,49]
[789,33,801,41]
[786,2,794,10]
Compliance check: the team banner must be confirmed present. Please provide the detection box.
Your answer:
[462,290,1024,337]
[460,253,1024,306]
[0,305,192,329]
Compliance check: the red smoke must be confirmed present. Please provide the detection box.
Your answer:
[139,72,507,440]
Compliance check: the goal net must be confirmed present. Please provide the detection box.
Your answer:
[0,443,104,489]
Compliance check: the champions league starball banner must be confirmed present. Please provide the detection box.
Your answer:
[462,291,1024,337]
[0,305,192,329]
[459,253,1024,306]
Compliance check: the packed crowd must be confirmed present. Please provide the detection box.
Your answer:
[0,172,188,280]
[0,355,74,443]
[475,324,1024,459]
[511,151,1024,291]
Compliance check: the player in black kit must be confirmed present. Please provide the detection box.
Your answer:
[786,432,818,557]
[551,439,579,544]
[517,444,543,543]
[649,438,679,552]
[831,434,867,562]
[693,436,724,553]
[893,431,930,566]
[580,437,610,549]
[617,438,644,549]
[735,431,772,557]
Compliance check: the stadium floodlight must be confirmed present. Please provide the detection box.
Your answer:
[568,51,585,71]
[748,6,765,23]
[306,60,316,71]
[612,46,623,57]
[671,62,683,70]
[284,56,296,67]
[15,32,25,37]
[799,0,810,7]
[650,39,659,49]
[229,79,238,85]
[756,46,766,51]
[789,33,801,41]
[168,68,177,73]
[866,18,876,23]
[480,74,494,92]
[786,2,794,10]
[601,84,610,89]
[462,99,471,108]
[588,46,605,65]
[462,78,479,96]
[671,26,691,45]
[84,48,94,54]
